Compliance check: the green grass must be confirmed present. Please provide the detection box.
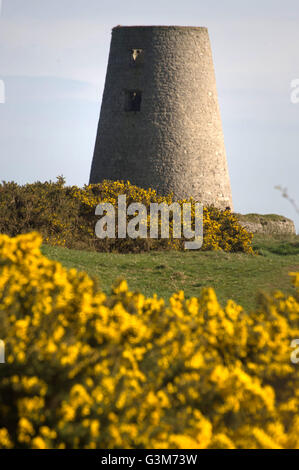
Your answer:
[236,213,293,223]
[41,234,299,312]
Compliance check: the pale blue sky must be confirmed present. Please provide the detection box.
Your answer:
[0,0,299,229]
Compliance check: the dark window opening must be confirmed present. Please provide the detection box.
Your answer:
[130,49,144,66]
[125,90,142,112]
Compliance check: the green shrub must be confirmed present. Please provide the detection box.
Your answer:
[0,178,253,253]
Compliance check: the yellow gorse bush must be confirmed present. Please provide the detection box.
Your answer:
[0,178,253,253]
[1,233,299,449]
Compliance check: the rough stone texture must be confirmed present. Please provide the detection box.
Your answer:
[236,214,296,235]
[90,26,233,210]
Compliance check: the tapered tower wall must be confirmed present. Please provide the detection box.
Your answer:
[90,26,233,210]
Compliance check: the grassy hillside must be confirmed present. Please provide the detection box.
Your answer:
[42,234,299,312]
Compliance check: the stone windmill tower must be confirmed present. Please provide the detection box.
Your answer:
[90,26,233,210]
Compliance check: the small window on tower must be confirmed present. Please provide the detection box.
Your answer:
[125,90,142,112]
[130,49,144,66]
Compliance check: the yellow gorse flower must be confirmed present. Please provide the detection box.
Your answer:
[0,233,298,449]
[0,178,253,253]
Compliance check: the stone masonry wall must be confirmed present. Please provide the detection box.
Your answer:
[90,26,233,210]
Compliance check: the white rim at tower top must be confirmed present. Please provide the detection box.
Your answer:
[113,25,208,30]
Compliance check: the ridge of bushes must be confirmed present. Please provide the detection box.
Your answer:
[0,178,253,253]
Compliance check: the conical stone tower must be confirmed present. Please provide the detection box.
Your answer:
[90,26,233,210]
